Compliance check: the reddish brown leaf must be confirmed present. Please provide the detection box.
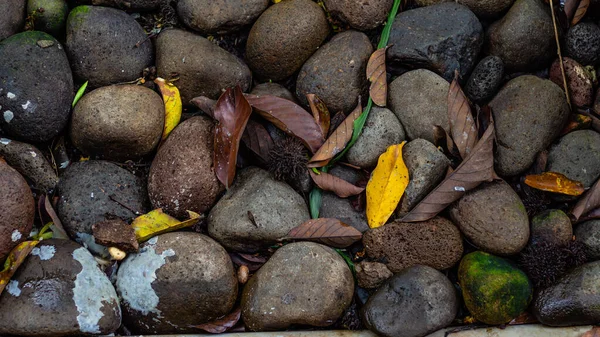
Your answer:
[568,0,589,25]
[402,121,497,222]
[308,98,362,168]
[306,94,330,136]
[284,218,362,248]
[190,96,217,119]
[448,71,478,159]
[309,170,365,198]
[433,125,458,158]
[329,111,346,137]
[524,172,585,196]
[245,94,325,153]
[367,47,388,107]
[43,194,69,239]
[213,86,252,188]
[572,177,600,220]
[576,207,600,223]
[561,114,593,135]
[508,311,538,325]
[189,307,241,333]
[241,120,274,163]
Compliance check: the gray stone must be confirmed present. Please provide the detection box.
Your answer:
[241,242,354,331]
[0,138,58,192]
[575,220,600,261]
[456,0,514,18]
[85,0,161,10]
[296,30,373,114]
[362,265,458,337]
[0,0,25,41]
[178,0,269,34]
[489,75,569,176]
[356,261,393,289]
[388,69,449,143]
[251,82,296,102]
[565,22,600,66]
[346,107,406,169]
[323,0,393,30]
[387,2,483,81]
[208,167,310,252]
[547,130,600,188]
[465,56,504,103]
[27,0,69,36]
[531,209,573,246]
[414,0,450,5]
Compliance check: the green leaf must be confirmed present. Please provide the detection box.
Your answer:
[335,248,356,277]
[72,81,88,108]
[309,188,322,219]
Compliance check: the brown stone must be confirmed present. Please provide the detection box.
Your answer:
[549,57,594,108]
[356,261,393,289]
[92,219,139,252]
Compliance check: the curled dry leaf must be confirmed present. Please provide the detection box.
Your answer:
[190,307,242,334]
[43,194,69,239]
[433,125,458,159]
[366,142,410,228]
[566,0,589,25]
[309,170,365,198]
[214,86,253,188]
[284,218,362,248]
[245,94,324,153]
[154,77,182,141]
[241,120,274,164]
[131,209,202,242]
[306,94,330,136]
[367,47,388,107]
[448,70,478,159]
[524,172,585,196]
[572,178,600,220]
[190,96,217,119]
[0,241,39,296]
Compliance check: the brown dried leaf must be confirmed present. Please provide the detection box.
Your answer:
[572,177,600,220]
[43,194,69,239]
[189,307,241,334]
[309,170,365,198]
[569,0,589,25]
[245,94,325,153]
[402,121,497,222]
[307,94,330,136]
[241,120,274,163]
[213,86,252,188]
[367,47,388,107]
[0,241,38,296]
[308,98,362,168]
[284,218,362,248]
[433,125,458,158]
[190,96,217,119]
[448,71,478,159]
[329,111,346,137]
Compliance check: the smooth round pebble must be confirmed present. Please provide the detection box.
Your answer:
[457,0,514,18]
[323,0,393,30]
[0,138,58,192]
[178,0,269,34]
[531,209,573,246]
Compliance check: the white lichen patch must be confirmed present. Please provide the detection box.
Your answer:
[76,232,109,257]
[11,229,22,242]
[0,138,9,145]
[6,280,21,296]
[21,101,31,110]
[31,245,56,260]
[72,247,121,334]
[4,110,14,123]
[6,92,15,99]
[29,151,37,157]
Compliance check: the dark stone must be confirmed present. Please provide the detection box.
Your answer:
[547,130,600,188]
[531,209,573,246]
[575,220,600,261]
[0,138,58,192]
[0,0,26,41]
[565,22,600,66]
[27,0,69,36]
[456,0,514,18]
[92,219,139,252]
[178,0,269,34]
[323,0,392,30]
[465,56,504,103]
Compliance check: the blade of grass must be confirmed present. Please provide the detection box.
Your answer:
[72,81,88,108]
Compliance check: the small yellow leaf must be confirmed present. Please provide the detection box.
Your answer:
[0,241,39,296]
[131,209,202,242]
[154,77,182,141]
[366,142,409,228]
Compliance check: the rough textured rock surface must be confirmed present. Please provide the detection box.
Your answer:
[565,22,600,66]
[465,56,504,103]
[250,82,296,102]
[178,0,269,34]
[547,130,600,188]
[0,0,26,41]
[92,219,139,252]
[0,138,58,192]
[323,0,393,30]
[575,220,600,261]
[549,57,594,108]
[531,209,573,246]
[356,261,393,289]
[456,0,514,18]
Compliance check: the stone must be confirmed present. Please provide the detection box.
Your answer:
[156,28,252,105]
[387,3,483,81]
[117,232,237,334]
[489,75,570,176]
[148,116,223,218]
[178,0,269,34]
[27,0,69,36]
[486,0,554,71]
[531,209,573,246]
[565,22,600,66]
[547,130,600,188]
[65,5,153,87]
[246,0,329,81]
[356,261,393,289]
[534,261,600,326]
[456,0,514,18]
[251,82,296,102]
[575,220,600,261]
[362,265,458,337]
[70,85,164,161]
[0,159,34,261]
[296,30,373,114]
[388,69,449,143]
[549,57,594,108]
[0,0,25,41]
[87,0,161,10]
[0,138,58,192]
[92,219,139,252]
[0,239,121,336]
[465,56,504,103]
[323,0,393,30]
[208,167,309,252]
[0,31,73,142]
[414,0,450,5]
[241,242,354,331]
[363,217,463,272]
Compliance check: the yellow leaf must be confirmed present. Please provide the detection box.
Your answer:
[366,142,409,228]
[0,241,39,296]
[131,209,202,242]
[154,77,182,141]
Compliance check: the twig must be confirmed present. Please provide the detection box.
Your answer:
[549,0,572,110]
[108,194,143,215]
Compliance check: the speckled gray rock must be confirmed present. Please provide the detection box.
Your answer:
[0,239,121,336]
[296,30,373,114]
[362,265,458,337]
[0,0,25,41]
[449,181,529,255]
[178,0,268,34]
[117,232,237,334]
[58,160,149,255]
[534,261,600,326]
[208,167,310,252]
[0,138,58,192]
[547,130,600,188]
[387,2,483,81]
[397,139,449,216]
[27,0,69,36]
[486,0,554,71]
[456,0,514,18]
[489,75,569,176]
[531,209,573,246]
[241,242,354,331]
[465,56,504,103]
[246,0,329,81]
[346,107,406,169]
[565,22,600,66]
[0,31,73,142]
[250,82,296,102]
[156,28,252,105]
[65,5,153,87]
[388,69,449,143]
[575,220,600,261]
[323,0,393,30]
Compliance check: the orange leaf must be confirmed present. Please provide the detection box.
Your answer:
[284,218,362,248]
[0,241,39,296]
[448,70,478,159]
[367,47,388,107]
[309,170,365,198]
[524,172,585,196]
[306,94,330,136]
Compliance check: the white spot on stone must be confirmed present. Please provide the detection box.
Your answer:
[90,192,94,198]
[22,101,32,110]
[76,232,109,257]
[4,110,14,122]
[6,280,21,296]
[11,229,22,242]
[454,186,466,192]
[59,160,70,169]
[72,247,121,334]
[0,138,9,145]
[147,236,158,245]
[29,151,37,157]
[31,245,56,260]
[6,92,15,99]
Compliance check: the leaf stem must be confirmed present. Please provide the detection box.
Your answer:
[549,0,572,110]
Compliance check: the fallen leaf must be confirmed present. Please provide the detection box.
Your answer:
[366,142,410,228]
[308,98,362,168]
[582,326,600,337]
[241,120,274,164]
[190,96,217,119]
[572,178,600,220]
[402,121,497,222]
[367,47,388,107]
[524,172,585,196]
[131,209,202,242]
[0,241,39,296]
[508,311,539,325]
[329,111,346,137]
[190,307,241,334]
[567,0,589,25]
[309,170,365,198]
[43,194,69,239]
[154,77,183,141]
[448,70,478,159]
[433,125,458,158]
[284,218,362,248]
[561,113,592,135]
[213,86,253,188]
[72,81,88,108]
[306,94,330,136]
[477,105,493,139]
[245,94,325,153]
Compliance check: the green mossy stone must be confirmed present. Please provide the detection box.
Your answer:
[27,0,68,36]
